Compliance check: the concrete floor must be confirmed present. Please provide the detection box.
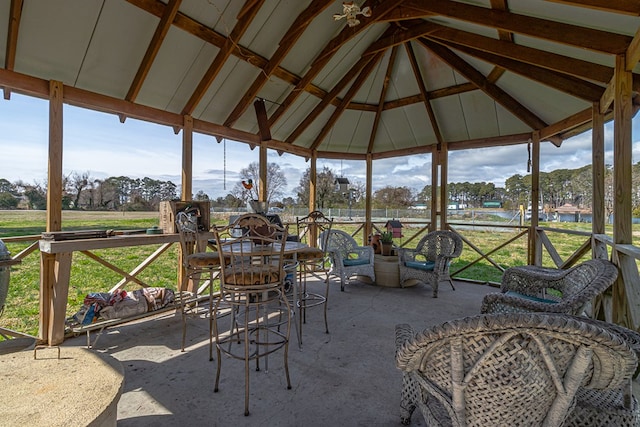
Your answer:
[59,278,495,426]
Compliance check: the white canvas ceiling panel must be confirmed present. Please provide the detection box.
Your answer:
[279,5,345,76]
[270,92,319,143]
[181,0,244,34]
[75,1,158,98]
[239,0,297,60]
[312,24,387,90]
[321,109,373,153]
[162,42,221,115]
[496,72,590,126]
[458,91,500,140]
[387,46,421,100]
[494,103,533,136]
[431,96,471,142]
[16,1,105,88]
[411,42,461,91]
[351,55,388,105]
[294,106,337,150]
[379,104,437,151]
[196,58,260,125]
[508,0,639,36]
[136,27,215,112]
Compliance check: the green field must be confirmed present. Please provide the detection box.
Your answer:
[0,210,622,337]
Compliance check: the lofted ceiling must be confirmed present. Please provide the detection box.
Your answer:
[1,0,640,161]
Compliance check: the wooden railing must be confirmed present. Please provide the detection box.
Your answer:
[2,218,639,344]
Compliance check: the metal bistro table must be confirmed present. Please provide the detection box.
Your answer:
[209,239,309,348]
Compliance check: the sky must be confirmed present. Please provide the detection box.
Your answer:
[1,92,640,201]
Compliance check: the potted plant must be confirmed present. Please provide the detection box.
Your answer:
[380,231,394,256]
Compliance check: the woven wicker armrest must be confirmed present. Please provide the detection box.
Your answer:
[500,265,567,294]
[395,323,415,354]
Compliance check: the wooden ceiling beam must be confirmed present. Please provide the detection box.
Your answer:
[124,0,181,108]
[309,52,385,151]
[3,0,23,100]
[180,0,264,117]
[368,46,399,153]
[267,0,404,129]
[425,23,613,84]
[403,0,632,54]
[434,39,605,102]
[405,42,443,144]
[223,0,333,128]
[545,0,640,15]
[417,38,550,132]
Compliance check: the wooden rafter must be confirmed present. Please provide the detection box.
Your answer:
[180,0,264,116]
[285,54,378,145]
[267,0,405,129]
[405,41,443,144]
[424,23,613,84]
[3,0,23,100]
[309,52,385,151]
[223,0,334,128]
[403,0,632,54]
[433,39,605,102]
[545,0,640,15]
[417,39,550,133]
[367,45,398,153]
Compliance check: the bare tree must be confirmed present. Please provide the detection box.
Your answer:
[232,162,287,204]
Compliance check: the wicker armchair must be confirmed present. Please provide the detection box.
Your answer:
[397,230,463,297]
[319,229,375,291]
[395,313,638,426]
[481,258,618,316]
[563,316,640,427]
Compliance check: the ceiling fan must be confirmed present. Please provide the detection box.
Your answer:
[333,2,372,27]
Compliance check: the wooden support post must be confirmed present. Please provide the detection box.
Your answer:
[259,144,267,202]
[365,153,373,244]
[439,143,448,231]
[309,152,317,212]
[592,102,606,238]
[181,115,193,200]
[47,80,63,232]
[529,132,541,265]
[40,252,72,346]
[430,146,438,232]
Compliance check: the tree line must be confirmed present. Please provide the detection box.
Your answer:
[3,162,640,214]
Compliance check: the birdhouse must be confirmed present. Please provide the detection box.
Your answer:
[385,219,403,238]
[335,177,350,193]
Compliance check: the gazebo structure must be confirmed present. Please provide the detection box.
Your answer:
[1,0,640,343]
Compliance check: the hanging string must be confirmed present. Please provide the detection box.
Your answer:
[223,138,227,190]
[527,139,532,173]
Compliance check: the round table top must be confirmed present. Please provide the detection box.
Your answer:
[0,346,124,426]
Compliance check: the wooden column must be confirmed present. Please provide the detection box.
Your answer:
[47,80,63,232]
[529,131,541,265]
[309,152,317,212]
[612,54,632,246]
[612,54,637,327]
[365,153,373,243]
[591,102,606,238]
[439,143,448,231]
[259,144,267,202]
[41,80,69,345]
[430,146,438,232]
[181,115,193,200]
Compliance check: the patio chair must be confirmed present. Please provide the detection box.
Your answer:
[209,214,292,416]
[319,229,375,291]
[480,258,618,316]
[295,211,333,340]
[175,210,223,352]
[563,316,640,427]
[397,230,463,297]
[395,313,638,426]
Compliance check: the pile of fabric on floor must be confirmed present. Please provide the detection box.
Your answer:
[68,287,175,327]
